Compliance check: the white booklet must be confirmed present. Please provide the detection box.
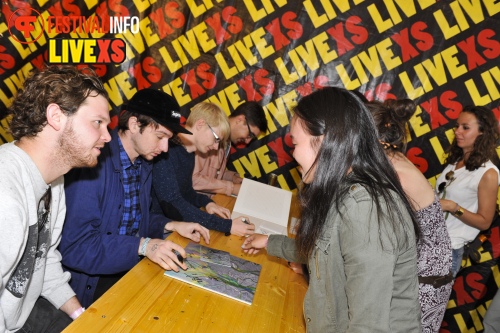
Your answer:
[231,178,292,235]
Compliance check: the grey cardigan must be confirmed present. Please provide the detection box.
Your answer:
[267,184,421,332]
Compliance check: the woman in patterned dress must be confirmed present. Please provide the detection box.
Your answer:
[366,98,453,333]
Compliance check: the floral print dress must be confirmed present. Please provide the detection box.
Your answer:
[416,196,453,333]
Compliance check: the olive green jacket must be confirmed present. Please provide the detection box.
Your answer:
[267,184,421,333]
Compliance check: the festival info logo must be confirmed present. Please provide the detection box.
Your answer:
[8,8,134,64]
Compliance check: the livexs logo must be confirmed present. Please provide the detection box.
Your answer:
[47,38,126,64]
[8,8,135,64]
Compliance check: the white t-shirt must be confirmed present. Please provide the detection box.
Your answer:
[436,160,499,249]
[0,142,75,332]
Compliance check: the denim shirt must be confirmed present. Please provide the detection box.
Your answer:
[267,184,421,332]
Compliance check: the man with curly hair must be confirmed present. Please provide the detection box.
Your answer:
[0,65,111,332]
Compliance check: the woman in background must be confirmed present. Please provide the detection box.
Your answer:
[436,105,499,277]
[242,87,421,332]
[367,98,452,333]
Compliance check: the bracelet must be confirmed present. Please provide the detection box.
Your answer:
[69,307,85,320]
[140,237,151,256]
[454,206,465,217]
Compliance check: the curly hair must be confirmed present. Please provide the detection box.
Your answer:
[8,65,107,140]
[444,105,500,171]
[366,99,416,152]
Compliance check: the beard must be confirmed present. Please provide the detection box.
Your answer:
[58,122,98,168]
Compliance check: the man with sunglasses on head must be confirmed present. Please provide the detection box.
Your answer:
[59,89,210,309]
[151,101,254,237]
[192,101,267,197]
[0,65,110,332]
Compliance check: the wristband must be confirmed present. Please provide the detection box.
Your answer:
[140,237,151,256]
[69,307,85,320]
[454,206,464,217]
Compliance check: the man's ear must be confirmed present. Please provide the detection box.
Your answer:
[195,118,206,131]
[235,114,245,124]
[128,116,140,133]
[46,103,65,131]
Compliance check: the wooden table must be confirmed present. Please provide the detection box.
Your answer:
[63,194,307,333]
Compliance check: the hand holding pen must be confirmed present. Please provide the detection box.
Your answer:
[143,238,187,272]
[228,216,255,237]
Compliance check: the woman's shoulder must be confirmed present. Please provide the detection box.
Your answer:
[342,183,388,213]
[342,183,373,210]
[480,162,500,185]
[394,166,435,209]
[468,160,500,183]
[483,160,499,172]
[328,183,371,226]
[337,184,414,246]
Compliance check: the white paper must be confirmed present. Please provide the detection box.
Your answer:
[232,178,292,235]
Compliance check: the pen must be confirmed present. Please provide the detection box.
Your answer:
[242,218,251,238]
[173,250,184,264]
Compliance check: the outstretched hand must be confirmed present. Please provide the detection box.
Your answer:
[241,233,269,255]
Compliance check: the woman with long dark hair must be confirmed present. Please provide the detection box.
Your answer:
[242,87,421,332]
[435,105,499,277]
[367,98,452,333]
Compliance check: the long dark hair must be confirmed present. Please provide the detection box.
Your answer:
[294,87,419,258]
[444,105,500,170]
[366,99,416,153]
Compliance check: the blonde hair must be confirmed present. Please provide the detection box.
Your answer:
[187,102,230,142]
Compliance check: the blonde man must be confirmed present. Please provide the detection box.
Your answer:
[152,102,255,236]
[193,101,267,196]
